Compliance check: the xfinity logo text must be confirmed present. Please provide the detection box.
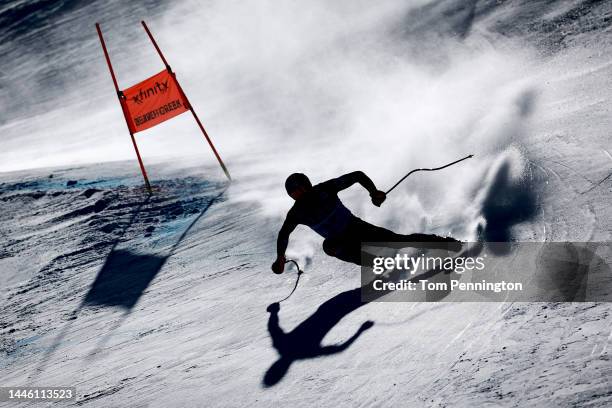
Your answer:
[131,80,169,104]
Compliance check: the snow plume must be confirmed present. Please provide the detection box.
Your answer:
[159,0,541,257]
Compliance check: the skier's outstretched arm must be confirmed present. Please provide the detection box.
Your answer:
[328,171,376,193]
[318,321,374,355]
[272,214,297,274]
[322,171,386,206]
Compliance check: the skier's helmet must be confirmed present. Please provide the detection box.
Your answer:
[285,173,311,195]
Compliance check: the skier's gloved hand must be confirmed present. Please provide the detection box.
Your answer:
[271,256,286,274]
[370,190,386,207]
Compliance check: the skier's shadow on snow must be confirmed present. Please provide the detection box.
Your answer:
[263,289,372,387]
[263,257,456,387]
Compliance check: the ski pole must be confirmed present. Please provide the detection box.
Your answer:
[276,259,304,303]
[385,154,474,195]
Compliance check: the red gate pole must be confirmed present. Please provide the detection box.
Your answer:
[141,21,232,181]
[95,23,152,192]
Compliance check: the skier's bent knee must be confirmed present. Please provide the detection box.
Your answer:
[323,239,362,265]
[323,239,338,256]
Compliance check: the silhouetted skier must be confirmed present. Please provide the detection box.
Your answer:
[272,172,461,273]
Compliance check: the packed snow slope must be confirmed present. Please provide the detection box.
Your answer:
[0,151,610,407]
[1,0,612,407]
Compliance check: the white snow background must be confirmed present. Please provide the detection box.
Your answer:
[0,0,611,406]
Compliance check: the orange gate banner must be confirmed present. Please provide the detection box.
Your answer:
[121,69,188,133]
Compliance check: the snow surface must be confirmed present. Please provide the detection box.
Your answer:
[1,153,610,407]
[1,0,612,407]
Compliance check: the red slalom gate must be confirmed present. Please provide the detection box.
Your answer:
[95,21,231,192]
